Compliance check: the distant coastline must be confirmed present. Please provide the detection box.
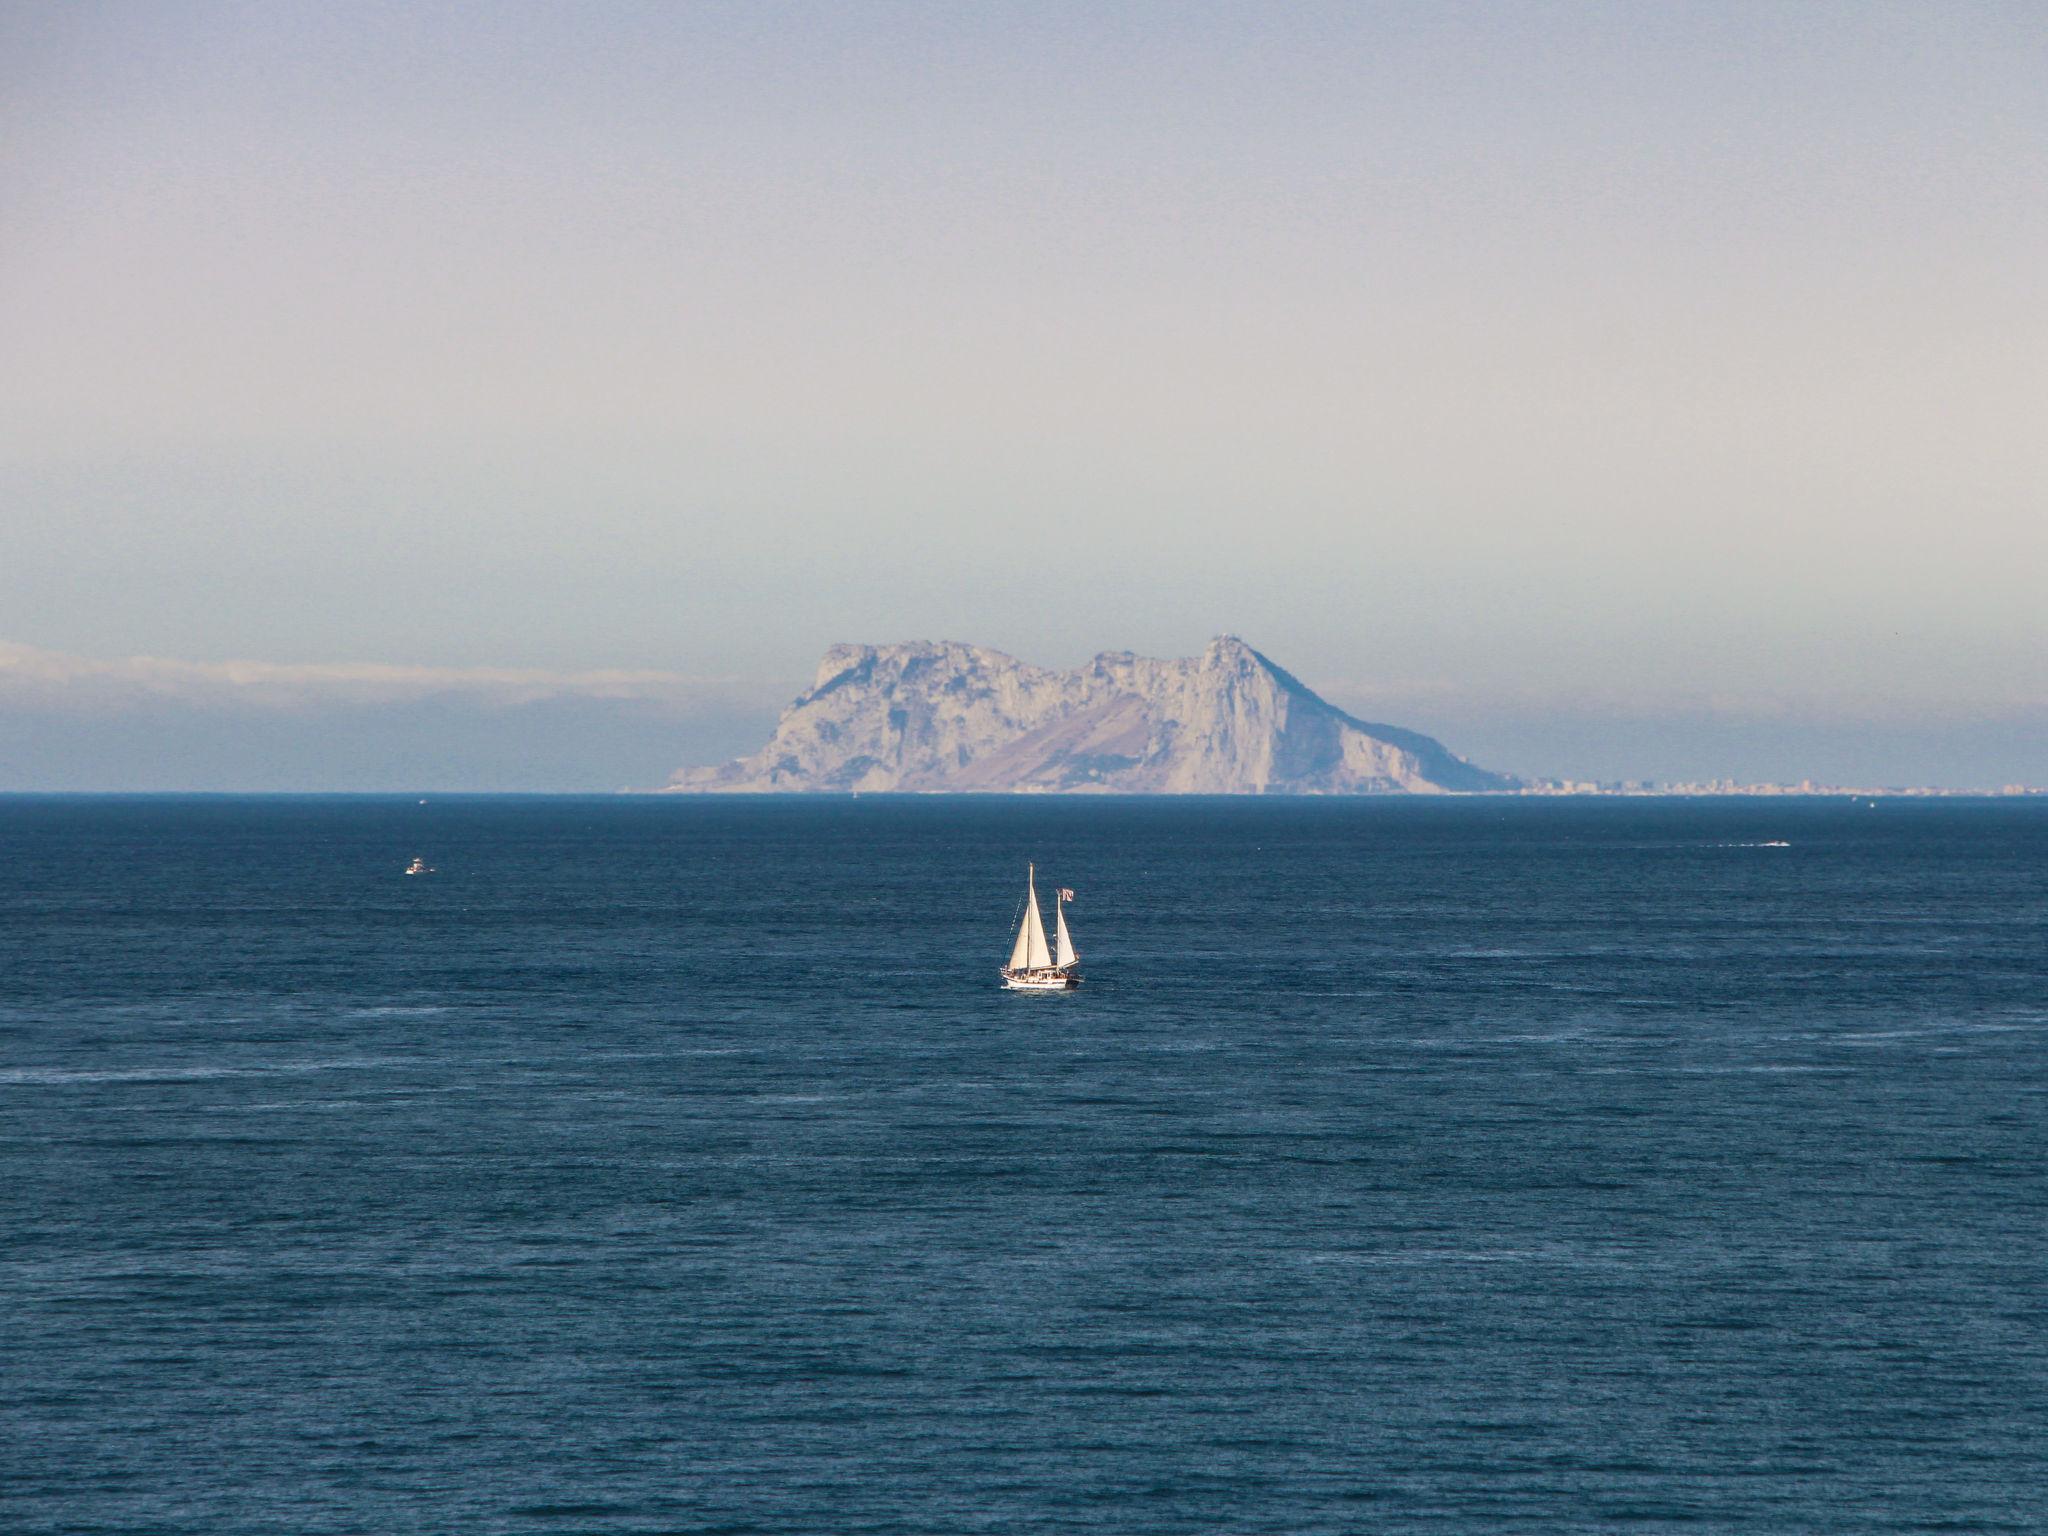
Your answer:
[666,635,2045,800]
[1516,779,2046,798]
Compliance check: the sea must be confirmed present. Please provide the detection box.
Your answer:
[2,794,2044,1534]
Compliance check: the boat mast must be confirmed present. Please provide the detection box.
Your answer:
[1008,862,1052,971]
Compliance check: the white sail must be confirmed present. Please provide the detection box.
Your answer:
[1054,896,1076,969]
[1007,902,1034,970]
[1008,864,1052,971]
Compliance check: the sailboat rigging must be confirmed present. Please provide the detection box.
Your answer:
[1001,863,1081,991]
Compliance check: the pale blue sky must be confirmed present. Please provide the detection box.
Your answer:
[3,1,2044,785]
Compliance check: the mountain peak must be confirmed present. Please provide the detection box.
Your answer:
[1202,633,1259,663]
[669,639,1514,794]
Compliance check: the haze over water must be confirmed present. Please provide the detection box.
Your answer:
[6,3,2045,788]
[5,795,2043,1532]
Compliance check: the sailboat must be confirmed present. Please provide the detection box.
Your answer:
[1001,863,1081,990]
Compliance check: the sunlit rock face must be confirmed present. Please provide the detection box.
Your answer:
[667,636,1516,794]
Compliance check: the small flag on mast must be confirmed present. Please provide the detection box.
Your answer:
[1057,888,1075,902]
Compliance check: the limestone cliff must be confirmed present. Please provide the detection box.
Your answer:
[666,636,1514,794]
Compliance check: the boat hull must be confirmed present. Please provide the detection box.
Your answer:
[1001,968,1081,991]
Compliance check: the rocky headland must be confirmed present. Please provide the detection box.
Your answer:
[666,636,1515,794]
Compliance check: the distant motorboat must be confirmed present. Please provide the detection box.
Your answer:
[405,857,434,876]
[1001,863,1081,991]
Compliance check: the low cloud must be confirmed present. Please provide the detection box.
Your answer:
[0,642,788,790]
[0,642,770,714]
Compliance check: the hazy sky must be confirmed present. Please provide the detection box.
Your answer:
[3,1,2044,786]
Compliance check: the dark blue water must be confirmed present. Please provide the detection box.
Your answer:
[3,796,2044,1534]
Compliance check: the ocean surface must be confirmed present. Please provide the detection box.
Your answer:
[3,795,2044,1534]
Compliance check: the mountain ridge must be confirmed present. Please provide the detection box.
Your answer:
[666,636,1515,794]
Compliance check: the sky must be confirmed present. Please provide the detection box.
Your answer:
[3,0,2044,788]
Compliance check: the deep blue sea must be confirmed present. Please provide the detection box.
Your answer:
[3,795,2044,1534]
